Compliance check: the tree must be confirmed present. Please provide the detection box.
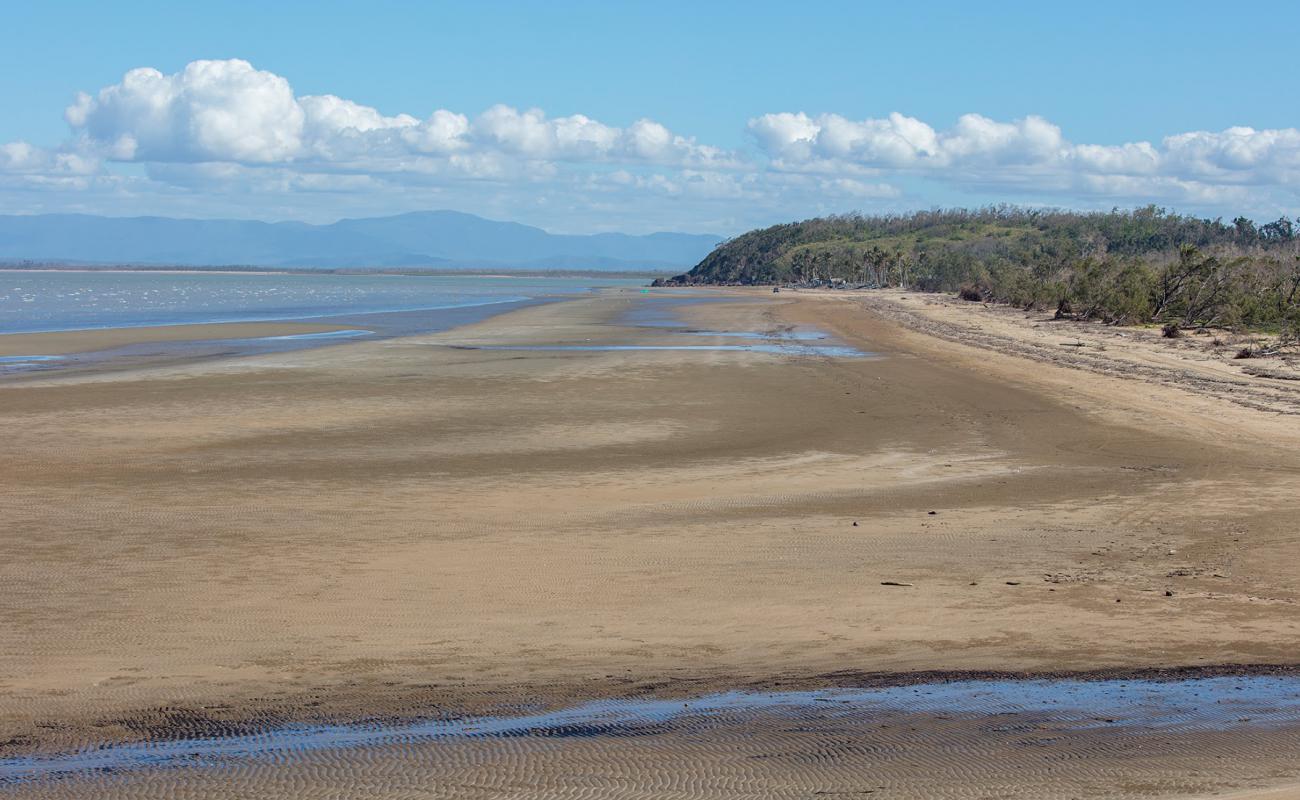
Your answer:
[1260,217,1296,243]
[1233,216,1258,245]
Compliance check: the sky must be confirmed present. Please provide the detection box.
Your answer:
[2,0,1298,235]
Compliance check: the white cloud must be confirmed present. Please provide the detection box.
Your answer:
[748,110,1300,201]
[402,110,472,155]
[747,112,820,160]
[300,95,417,136]
[1,141,98,176]
[2,57,1297,230]
[1161,126,1300,182]
[0,141,47,172]
[64,60,735,174]
[942,114,1063,165]
[749,111,1070,170]
[1070,142,1160,176]
[67,60,304,163]
[824,178,902,199]
[467,106,734,168]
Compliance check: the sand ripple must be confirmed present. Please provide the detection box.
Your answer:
[4,677,1300,799]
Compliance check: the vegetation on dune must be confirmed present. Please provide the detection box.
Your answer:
[665,206,1300,339]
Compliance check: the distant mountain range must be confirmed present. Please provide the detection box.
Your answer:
[0,211,722,271]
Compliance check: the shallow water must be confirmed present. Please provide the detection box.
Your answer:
[610,293,867,356]
[0,271,642,334]
[464,343,867,357]
[0,273,645,376]
[0,355,66,375]
[683,329,830,340]
[446,293,868,358]
[250,328,374,342]
[4,676,1299,787]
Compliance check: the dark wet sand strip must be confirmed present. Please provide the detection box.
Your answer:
[0,298,553,377]
[5,675,1300,798]
[0,321,352,356]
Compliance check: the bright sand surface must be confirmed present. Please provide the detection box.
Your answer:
[2,288,1298,797]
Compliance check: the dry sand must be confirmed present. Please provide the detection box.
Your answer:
[1,288,1297,796]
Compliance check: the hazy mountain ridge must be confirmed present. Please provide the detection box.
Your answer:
[0,211,721,270]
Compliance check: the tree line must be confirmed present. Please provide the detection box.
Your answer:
[667,206,1300,339]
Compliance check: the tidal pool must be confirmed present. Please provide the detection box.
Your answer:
[459,343,868,357]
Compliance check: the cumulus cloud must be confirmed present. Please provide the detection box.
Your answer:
[0,140,108,198]
[66,60,303,163]
[402,110,472,155]
[1161,126,1300,182]
[750,111,1075,170]
[0,141,98,175]
[63,59,734,173]
[3,57,1297,228]
[748,110,1300,201]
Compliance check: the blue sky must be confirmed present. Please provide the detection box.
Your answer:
[2,1,1298,234]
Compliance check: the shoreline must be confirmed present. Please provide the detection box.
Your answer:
[0,267,299,276]
[0,266,670,280]
[5,666,1300,799]
[0,320,355,357]
[0,271,650,353]
[0,295,538,341]
[0,290,614,368]
[7,661,1299,756]
[5,668,1299,787]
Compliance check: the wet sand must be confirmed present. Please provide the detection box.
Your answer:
[0,295,556,378]
[6,674,1300,798]
[2,288,1298,796]
[0,321,351,356]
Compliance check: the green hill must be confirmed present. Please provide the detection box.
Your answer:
[664,206,1300,333]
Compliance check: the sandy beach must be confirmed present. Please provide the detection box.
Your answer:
[2,288,1298,797]
[0,321,353,357]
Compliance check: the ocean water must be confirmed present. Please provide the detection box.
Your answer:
[0,270,644,334]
